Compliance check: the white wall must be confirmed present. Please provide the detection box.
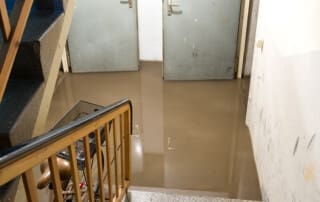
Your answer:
[247,0,320,201]
[137,0,163,61]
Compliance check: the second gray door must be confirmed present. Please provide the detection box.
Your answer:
[163,0,241,80]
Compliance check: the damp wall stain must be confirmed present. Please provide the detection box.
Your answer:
[246,0,320,201]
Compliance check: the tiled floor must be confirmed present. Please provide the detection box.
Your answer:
[44,62,261,201]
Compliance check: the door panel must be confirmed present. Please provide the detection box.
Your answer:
[163,0,241,80]
[69,0,139,72]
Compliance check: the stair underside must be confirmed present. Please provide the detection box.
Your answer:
[0,10,63,151]
[0,79,42,150]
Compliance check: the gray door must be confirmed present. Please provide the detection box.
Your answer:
[163,0,241,80]
[68,0,139,72]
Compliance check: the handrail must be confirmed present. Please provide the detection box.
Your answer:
[0,99,133,202]
[0,99,132,168]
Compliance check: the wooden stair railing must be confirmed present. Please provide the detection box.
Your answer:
[0,99,132,202]
[0,0,34,102]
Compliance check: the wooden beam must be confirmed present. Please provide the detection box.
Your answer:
[113,119,120,197]
[0,0,11,40]
[48,155,63,202]
[95,129,105,201]
[22,169,38,202]
[105,122,113,201]
[114,180,130,202]
[120,114,125,187]
[83,136,95,202]
[124,111,131,181]
[68,144,82,201]
[32,0,76,135]
[61,47,69,72]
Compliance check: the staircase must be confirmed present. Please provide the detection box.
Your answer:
[0,0,76,147]
[0,0,33,102]
[0,0,76,201]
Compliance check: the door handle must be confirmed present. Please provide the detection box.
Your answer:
[120,0,133,8]
[167,0,180,16]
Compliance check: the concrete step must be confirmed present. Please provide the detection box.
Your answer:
[2,1,64,80]
[127,187,261,202]
[0,79,42,151]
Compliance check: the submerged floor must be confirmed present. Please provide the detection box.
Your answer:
[46,62,261,201]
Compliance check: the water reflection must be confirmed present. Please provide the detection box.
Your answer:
[43,62,261,201]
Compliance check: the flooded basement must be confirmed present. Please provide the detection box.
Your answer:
[43,62,261,201]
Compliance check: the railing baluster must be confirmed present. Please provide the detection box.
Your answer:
[120,114,125,187]
[48,155,63,202]
[105,122,113,200]
[83,136,94,202]
[0,0,11,40]
[68,144,81,201]
[113,119,119,197]
[124,111,131,181]
[22,169,38,202]
[0,101,132,202]
[95,129,105,201]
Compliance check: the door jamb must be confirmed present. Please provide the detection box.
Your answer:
[236,0,251,79]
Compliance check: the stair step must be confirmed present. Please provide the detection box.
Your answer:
[1,2,64,80]
[128,187,261,202]
[10,12,63,80]
[0,79,42,150]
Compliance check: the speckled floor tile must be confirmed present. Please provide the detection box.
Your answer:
[128,189,261,202]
